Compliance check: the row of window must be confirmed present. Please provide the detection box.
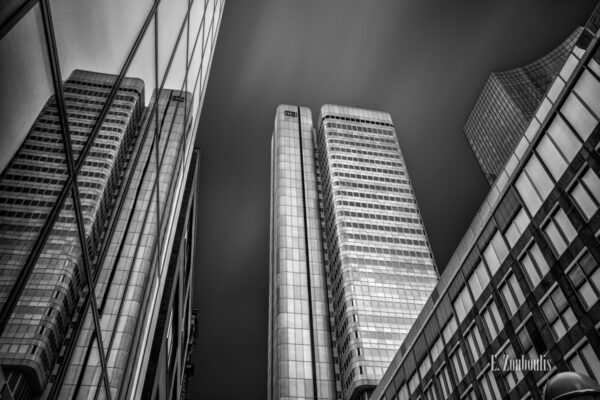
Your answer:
[335,199,418,215]
[343,232,427,248]
[340,243,431,259]
[321,114,394,127]
[326,129,396,143]
[331,170,408,186]
[329,145,402,161]
[338,210,421,225]
[330,162,405,177]
[329,154,403,168]
[334,180,413,195]
[328,138,398,153]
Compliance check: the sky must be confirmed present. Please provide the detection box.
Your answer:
[190,1,598,398]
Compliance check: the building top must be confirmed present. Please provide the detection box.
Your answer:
[319,104,394,126]
[274,104,312,126]
[371,26,597,400]
[464,28,582,184]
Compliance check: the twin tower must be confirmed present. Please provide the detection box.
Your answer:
[268,105,439,400]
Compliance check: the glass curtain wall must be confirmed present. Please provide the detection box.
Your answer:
[0,1,223,398]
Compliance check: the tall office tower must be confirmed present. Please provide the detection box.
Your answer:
[268,105,438,400]
[370,26,600,400]
[464,29,582,184]
[465,3,600,185]
[0,0,224,398]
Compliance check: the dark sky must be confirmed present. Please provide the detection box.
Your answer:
[191,2,597,399]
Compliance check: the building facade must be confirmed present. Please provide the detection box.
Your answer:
[465,4,600,185]
[268,105,438,400]
[0,1,224,399]
[464,29,582,184]
[370,26,600,400]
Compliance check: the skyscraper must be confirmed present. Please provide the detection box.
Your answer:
[464,29,582,184]
[465,3,600,185]
[268,105,438,400]
[0,0,224,398]
[370,22,600,400]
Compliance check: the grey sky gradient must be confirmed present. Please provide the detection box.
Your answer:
[191,2,597,398]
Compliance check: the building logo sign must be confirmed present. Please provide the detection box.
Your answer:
[284,110,298,118]
[491,353,552,372]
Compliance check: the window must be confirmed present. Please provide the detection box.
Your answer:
[500,273,525,317]
[468,261,490,301]
[515,155,554,215]
[519,242,550,289]
[397,384,409,400]
[505,207,530,248]
[478,368,501,399]
[408,372,420,394]
[540,286,576,339]
[543,207,577,255]
[423,382,437,400]
[569,167,600,220]
[516,325,538,359]
[566,251,600,309]
[567,342,600,384]
[430,336,444,362]
[561,93,597,140]
[453,285,473,323]
[442,315,458,344]
[546,115,581,166]
[460,387,477,400]
[497,342,525,390]
[436,364,452,399]
[482,300,503,341]
[574,69,600,120]
[419,355,432,379]
[483,231,509,275]
[536,135,568,182]
[465,325,485,363]
[450,346,468,383]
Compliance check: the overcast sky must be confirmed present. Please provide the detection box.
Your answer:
[190,2,598,398]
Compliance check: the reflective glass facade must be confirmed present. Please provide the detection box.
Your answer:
[269,106,338,400]
[268,105,438,400]
[370,26,600,400]
[464,29,581,184]
[0,1,223,398]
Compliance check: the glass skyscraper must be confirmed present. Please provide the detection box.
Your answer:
[464,29,582,185]
[370,25,600,400]
[465,3,600,185]
[0,1,224,398]
[268,105,438,400]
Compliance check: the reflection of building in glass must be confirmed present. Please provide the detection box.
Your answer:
[268,105,438,400]
[464,29,581,184]
[0,0,224,398]
[370,28,600,400]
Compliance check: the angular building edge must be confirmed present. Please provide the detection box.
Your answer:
[371,23,600,400]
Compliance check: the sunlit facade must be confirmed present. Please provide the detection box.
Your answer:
[268,105,438,400]
[370,27,600,400]
[0,1,223,399]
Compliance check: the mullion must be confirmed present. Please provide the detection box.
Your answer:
[39,1,113,398]
[153,12,163,278]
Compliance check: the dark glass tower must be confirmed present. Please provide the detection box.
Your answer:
[268,105,438,400]
[465,3,600,185]
[464,29,582,184]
